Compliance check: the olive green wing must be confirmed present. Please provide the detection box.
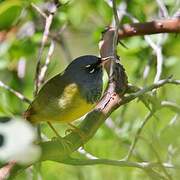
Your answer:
[26,74,68,122]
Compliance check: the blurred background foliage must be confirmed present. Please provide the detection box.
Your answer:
[0,0,180,179]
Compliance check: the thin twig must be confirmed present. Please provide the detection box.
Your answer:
[31,3,47,18]
[102,0,119,84]
[145,36,163,82]
[124,78,180,103]
[140,136,173,180]
[49,24,72,62]
[125,111,154,161]
[123,12,166,83]
[161,101,180,113]
[152,145,172,180]
[154,0,169,82]
[0,80,31,104]
[38,40,55,85]
[117,1,127,22]
[112,0,120,57]
[173,8,180,18]
[143,58,151,81]
[107,0,121,90]
[155,0,169,18]
[58,35,72,62]
[63,157,176,170]
[47,121,61,138]
[118,11,165,83]
[34,2,58,96]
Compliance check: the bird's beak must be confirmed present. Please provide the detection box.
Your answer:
[98,56,112,67]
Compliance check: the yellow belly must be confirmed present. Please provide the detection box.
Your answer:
[29,83,95,123]
[56,96,95,123]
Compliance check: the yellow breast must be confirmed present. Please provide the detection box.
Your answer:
[30,83,95,123]
[56,83,95,123]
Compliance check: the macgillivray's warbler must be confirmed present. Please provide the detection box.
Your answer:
[24,55,109,125]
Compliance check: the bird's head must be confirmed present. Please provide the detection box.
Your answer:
[65,55,109,77]
[64,55,110,103]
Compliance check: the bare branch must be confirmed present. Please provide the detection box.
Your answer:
[0,80,31,104]
[144,35,164,83]
[155,0,169,18]
[63,157,176,170]
[125,111,154,161]
[31,3,47,18]
[124,78,180,103]
[173,8,180,18]
[112,0,120,57]
[38,40,55,85]
[116,19,180,39]
[34,2,58,96]
[140,137,173,180]
[0,161,16,180]
[161,101,180,113]
[104,0,122,89]
[49,24,72,62]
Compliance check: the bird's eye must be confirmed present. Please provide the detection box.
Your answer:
[89,69,95,73]
[84,64,97,74]
[85,65,91,68]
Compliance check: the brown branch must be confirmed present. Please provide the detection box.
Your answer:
[113,18,180,39]
[99,19,180,59]
[0,161,16,180]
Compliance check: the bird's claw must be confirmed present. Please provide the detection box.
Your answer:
[51,136,72,153]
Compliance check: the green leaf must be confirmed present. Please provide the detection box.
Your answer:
[0,0,22,30]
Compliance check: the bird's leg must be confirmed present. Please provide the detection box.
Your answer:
[47,121,61,137]
[66,123,87,144]
[47,122,72,153]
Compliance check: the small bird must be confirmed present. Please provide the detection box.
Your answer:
[25,55,108,124]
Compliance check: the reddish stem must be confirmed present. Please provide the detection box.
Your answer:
[116,19,180,39]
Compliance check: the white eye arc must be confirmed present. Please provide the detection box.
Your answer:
[85,65,91,68]
[89,69,95,73]
[85,64,96,73]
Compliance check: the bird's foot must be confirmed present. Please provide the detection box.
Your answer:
[51,136,72,153]
[65,123,87,145]
[47,122,72,152]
